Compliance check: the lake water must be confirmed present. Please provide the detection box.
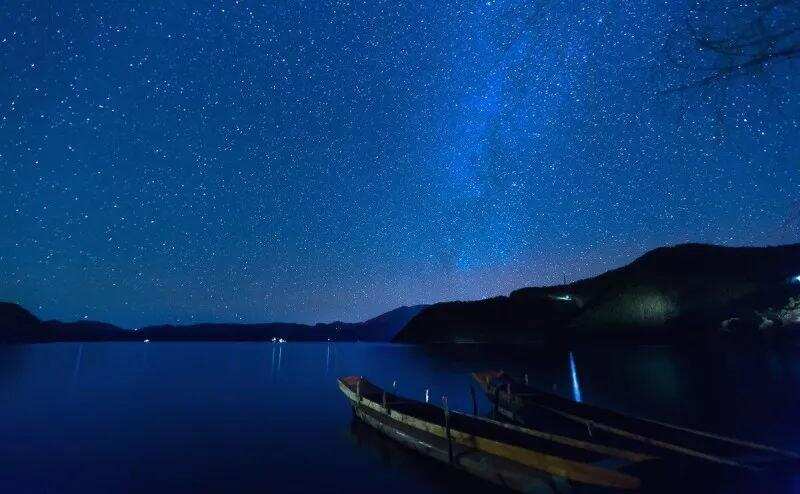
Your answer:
[2,342,800,493]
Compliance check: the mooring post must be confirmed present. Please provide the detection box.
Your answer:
[356,377,362,404]
[425,388,429,403]
[469,385,477,415]
[382,390,388,411]
[443,395,453,464]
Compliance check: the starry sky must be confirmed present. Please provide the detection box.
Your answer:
[1,1,799,328]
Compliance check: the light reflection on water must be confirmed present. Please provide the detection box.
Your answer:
[0,342,799,493]
[569,350,582,403]
[71,343,82,386]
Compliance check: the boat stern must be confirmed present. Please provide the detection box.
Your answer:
[472,370,503,388]
[337,375,364,406]
[472,370,508,399]
[338,375,361,389]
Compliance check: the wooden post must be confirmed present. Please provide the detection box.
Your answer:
[443,396,453,464]
[356,377,361,404]
[469,385,478,415]
[382,390,388,412]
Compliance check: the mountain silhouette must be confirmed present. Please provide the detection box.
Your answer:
[0,302,425,343]
[394,243,800,343]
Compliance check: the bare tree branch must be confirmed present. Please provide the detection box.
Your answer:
[661,45,800,94]
[659,0,800,93]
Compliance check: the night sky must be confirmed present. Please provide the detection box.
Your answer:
[2,1,799,328]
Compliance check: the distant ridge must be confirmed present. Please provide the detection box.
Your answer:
[5,242,799,345]
[394,243,800,343]
[0,303,426,343]
[135,304,426,342]
[0,302,131,342]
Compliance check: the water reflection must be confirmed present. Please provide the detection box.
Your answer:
[0,345,27,385]
[269,342,284,379]
[568,350,582,402]
[270,342,275,377]
[71,344,83,387]
[325,342,335,375]
[1,342,800,494]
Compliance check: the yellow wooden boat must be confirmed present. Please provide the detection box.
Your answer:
[338,376,658,493]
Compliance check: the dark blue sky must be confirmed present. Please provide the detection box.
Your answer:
[2,1,799,327]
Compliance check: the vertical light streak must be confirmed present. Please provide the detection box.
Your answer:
[569,351,582,403]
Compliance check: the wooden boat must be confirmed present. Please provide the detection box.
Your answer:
[473,370,800,473]
[338,375,661,493]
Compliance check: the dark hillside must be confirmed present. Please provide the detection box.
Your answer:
[0,302,425,343]
[0,302,42,342]
[394,243,800,343]
[0,302,131,342]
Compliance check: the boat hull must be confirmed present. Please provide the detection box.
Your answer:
[338,376,646,493]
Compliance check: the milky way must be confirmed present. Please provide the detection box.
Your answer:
[2,1,799,327]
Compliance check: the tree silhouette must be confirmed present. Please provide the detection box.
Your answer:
[662,0,800,93]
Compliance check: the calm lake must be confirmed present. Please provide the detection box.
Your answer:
[1,342,800,493]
